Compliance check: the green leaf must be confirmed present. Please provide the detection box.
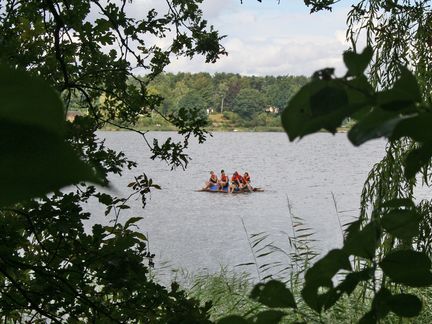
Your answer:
[302,280,333,313]
[343,46,373,77]
[370,288,392,319]
[359,311,377,324]
[359,288,395,323]
[381,209,422,239]
[336,268,372,295]
[304,249,351,284]
[388,294,422,317]
[377,66,421,110]
[250,280,296,308]
[344,221,379,259]
[253,310,286,324]
[124,216,144,229]
[348,108,406,146]
[404,142,432,179]
[323,268,372,310]
[380,198,415,209]
[282,71,373,142]
[0,64,65,136]
[133,232,147,241]
[380,250,432,287]
[302,249,351,312]
[97,193,113,205]
[0,123,102,207]
[346,75,375,105]
[394,66,422,103]
[218,316,249,324]
[282,81,350,140]
[391,113,432,143]
[310,86,348,117]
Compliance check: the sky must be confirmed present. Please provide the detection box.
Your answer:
[128,0,354,77]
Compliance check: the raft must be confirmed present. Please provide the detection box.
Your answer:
[196,184,264,193]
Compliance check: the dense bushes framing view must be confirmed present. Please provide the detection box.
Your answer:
[1,0,432,323]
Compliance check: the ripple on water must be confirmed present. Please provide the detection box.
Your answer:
[85,131,387,279]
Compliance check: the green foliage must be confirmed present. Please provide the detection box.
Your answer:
[380,250,432,287]
[0,0,226,321]
[278,45,432,322]
[381,209,422,239]
[3,0,432,321]
[0,65,64,135]
[220,37,432,322]
[281,46,428,177]
[344,221,379,259]
[0,0,226,169]
[143,72,308,125]
[223,111,242,124]
[191,266,432,323]
[250,280,296,309]
[304,0,337,13]
[0,65,101,207]
[173,90,210,142]
[186,270,263,322]
[265,76,307,112]
[343,46,373,77]
[212,278,294,323]
[232,88,265,119]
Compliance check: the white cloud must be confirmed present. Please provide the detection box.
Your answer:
[165,34,348,76]
[129,0,354,76]
[335,29,348,45]
[201,0,236,19]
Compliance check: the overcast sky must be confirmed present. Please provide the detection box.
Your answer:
[130,0,353,77]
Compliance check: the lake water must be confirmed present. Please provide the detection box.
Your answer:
[87,131,387,281]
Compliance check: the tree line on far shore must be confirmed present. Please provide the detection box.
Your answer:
[142,72,309,119]
[69,72,310,130]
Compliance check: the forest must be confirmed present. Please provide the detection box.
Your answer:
[71,73,309,131]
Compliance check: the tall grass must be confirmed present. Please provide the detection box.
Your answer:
[181,196,432,323]
[184,269,382,323]
[184,268,264,321]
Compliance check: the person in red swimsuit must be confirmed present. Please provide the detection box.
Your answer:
[218,169,229,191]
[229,171,240,193]
[242,172,254,191]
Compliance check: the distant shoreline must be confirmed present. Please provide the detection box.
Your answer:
[102,125,351,133]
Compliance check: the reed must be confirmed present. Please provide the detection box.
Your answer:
[184,267,264,321]
[181,196,432,322]
[184,269,432,323]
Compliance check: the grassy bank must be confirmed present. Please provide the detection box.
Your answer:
[101,112,351,133]
[101,112,285,132]
[183,269,263,321]
[183,269,432,323]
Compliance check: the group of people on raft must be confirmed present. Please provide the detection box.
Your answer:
[203,170,254,193]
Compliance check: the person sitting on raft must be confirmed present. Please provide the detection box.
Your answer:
[229,171,242,193]
[203,171,218,190]
[243,172,254,191]
[218,170,229,191]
